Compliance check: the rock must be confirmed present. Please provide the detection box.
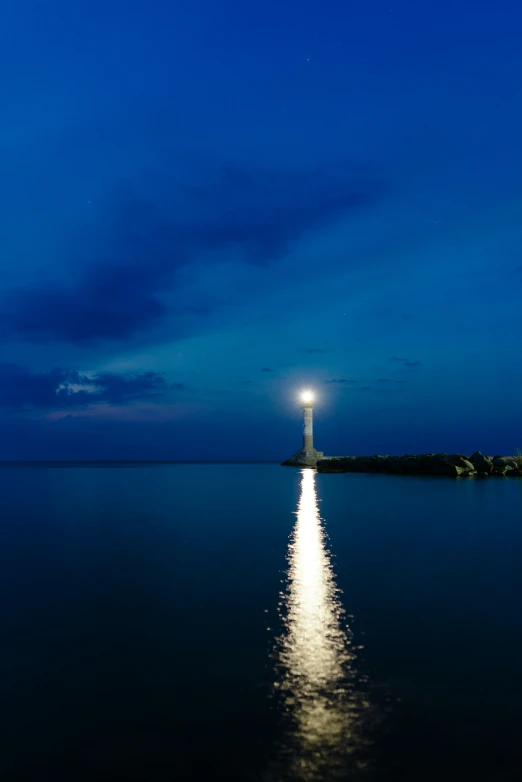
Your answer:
[493,464,514,476]
[491,456,519,476]
[469,451,493,474]
[443,455,477,475]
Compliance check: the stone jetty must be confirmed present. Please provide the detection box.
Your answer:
[315,452,522,477]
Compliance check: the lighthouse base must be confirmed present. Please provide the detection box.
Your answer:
[281,448,324,468]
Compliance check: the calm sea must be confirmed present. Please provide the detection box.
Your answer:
[1,463,521,781]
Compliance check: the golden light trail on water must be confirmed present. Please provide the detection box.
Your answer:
[274,469,369,780]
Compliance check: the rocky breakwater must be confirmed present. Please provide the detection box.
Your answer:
[316,452,522,477]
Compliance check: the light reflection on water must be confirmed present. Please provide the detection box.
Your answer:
[273,469,371,780]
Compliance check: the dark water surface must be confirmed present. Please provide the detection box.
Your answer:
[1,464,521,781]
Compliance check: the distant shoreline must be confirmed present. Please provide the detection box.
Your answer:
[0,460,281,468]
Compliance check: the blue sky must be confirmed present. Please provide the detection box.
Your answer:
[1,0,521,459]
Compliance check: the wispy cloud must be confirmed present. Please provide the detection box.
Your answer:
[261,367,275,372]
[391,356,421,367]
[324,378,356,384]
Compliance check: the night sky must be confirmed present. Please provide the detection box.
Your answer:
[1,0,521,460]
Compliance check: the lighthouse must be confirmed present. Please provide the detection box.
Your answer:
[281,389,325,467]
[301,390,314,451]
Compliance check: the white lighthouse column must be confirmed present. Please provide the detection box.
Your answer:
[281,390,322,466]
[302,401,314,452]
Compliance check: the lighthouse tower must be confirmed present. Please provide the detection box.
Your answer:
[281,390,325,467]
[301,391,314,451]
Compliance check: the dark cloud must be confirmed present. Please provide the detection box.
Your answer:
[324,378,355,384]
[360,386,372,391]
[1,162,384,346]
[181,162,382,264]
[2,266,168,345]
[91,372,183,403]
[261,367,275,372]
[0,363,179,411]
[395,380,407,383]
[377,378,390,382]
[307,348,329,354]
[391,356,421,367]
